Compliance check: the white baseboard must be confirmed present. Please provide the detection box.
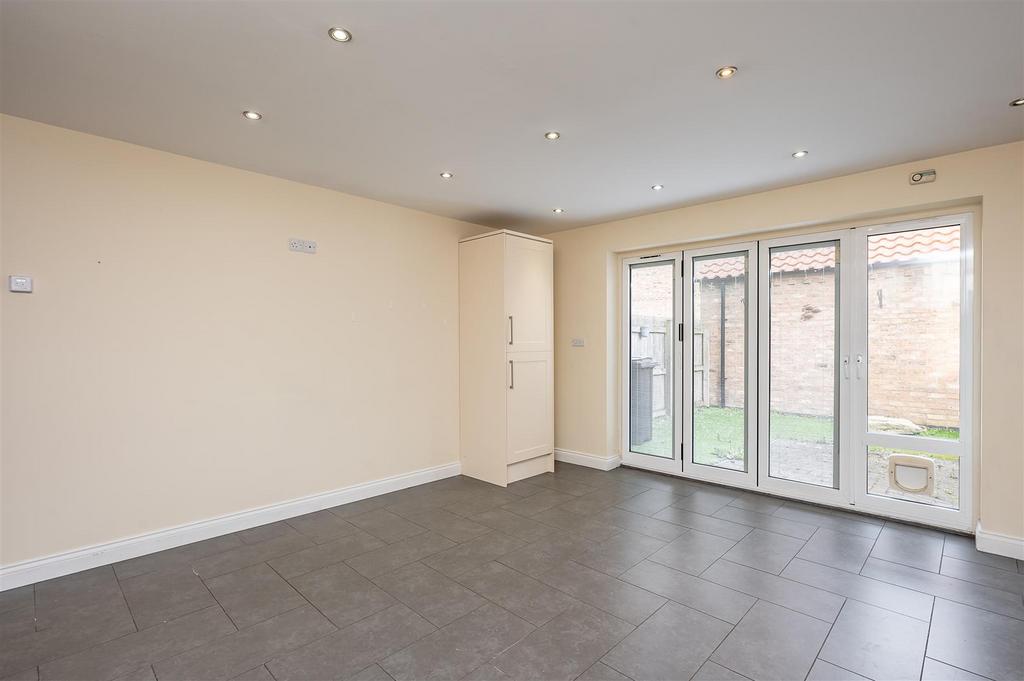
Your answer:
[975,521,1024,560]
[554,448,621,471]
[0,461,461,591]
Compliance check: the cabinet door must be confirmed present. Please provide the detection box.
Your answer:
[506,352,554,465]
[505,236,553,353]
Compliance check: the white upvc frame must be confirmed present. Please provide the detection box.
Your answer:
[757,230,854,508]
[620,253,683,474]
[848,213,974,531]
[682,242,758,488]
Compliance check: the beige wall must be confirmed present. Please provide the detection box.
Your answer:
[548,141,1024,540]
[0,115,483,565]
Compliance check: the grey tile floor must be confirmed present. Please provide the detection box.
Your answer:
[3,463,1023,681]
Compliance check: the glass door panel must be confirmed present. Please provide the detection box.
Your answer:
[766,242,840,487]
[683,243,757,486]
[853,216,973,530]
[624,257,679,462]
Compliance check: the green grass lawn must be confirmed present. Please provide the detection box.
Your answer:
[631,406,957,461]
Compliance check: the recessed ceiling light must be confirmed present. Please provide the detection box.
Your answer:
[552,208,564,214]
[241,110,262,120]
[1011,98,1024,107]
[439,171,454,179]
[715,66,738,79]
[544,131,560,140]
[651,184,664,191]
[792,150,809,158]
[328,27,352,42]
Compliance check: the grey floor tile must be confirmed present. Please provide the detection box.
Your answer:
[114,666,157,681]
[347,509,429,544]
[491,603,634,681]
[575,531,667,577]
[943,534,1019,572]
[267,530,385,579]
[691,661,751,681]
[651,506,752,541]
[496,532,595,578]
[0,587,33,616]
[192,533,315,579]
[464,664,513,681]
[381,603,534,681]
[530,508,622,542]
[927,598,1024,681]
[206,563,305,629]
[670,489,739,515]
[289,562,396,628]
[501,489,576,517]
[39,606,234,681]
[346,532,456,578]
[1,668,39,681]
[505,479,545,498]
[421,531,526,578]
[869,523,944,572]
[113,535,244,580]
[805,660,870,681]
[327,497,389,520]
[941,555,1024,595]
[236,521,302,545]
[721,528,806,574]
[372,562,485,627]
[861,557,1024,620]
[349,664,394,681]
[539,561,666,625]
[727,493,785,515]
[155,605,335,681]
[703,559,845,622]
[620,560,755,624]
[120,567,216,629]
[920,658,992,681]
[772,503,881,540]
[647,529,736,575]
[711,600,829,681]
[819,600,928,680]
[34,566,124,629]
[267,605,435,681]
[454,561,579,626]
[713,506,817,540]
[469,508,557,543]
[391,507,491,543]
[781,558,934,621]
[444,489,521,518]
[525,474,595,497]
[230,666,275,681]
[613,489,680,516]
[576,662,631,681]
[285,510,359,544]
[594,507,688,542]
[796,528,875,573]
[602,601,732,681]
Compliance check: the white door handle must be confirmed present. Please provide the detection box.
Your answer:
[842,356,850,379]
[855,354,864,379]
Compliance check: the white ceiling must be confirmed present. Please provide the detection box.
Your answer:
[2,1,1022,234]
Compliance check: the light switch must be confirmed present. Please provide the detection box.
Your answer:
[8,275,32,293]
[571,338,585,347]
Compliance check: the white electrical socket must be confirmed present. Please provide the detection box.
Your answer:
[571,338,585,347]
[288,238,317,254]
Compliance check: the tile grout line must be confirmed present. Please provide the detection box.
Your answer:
[801,597,846,681]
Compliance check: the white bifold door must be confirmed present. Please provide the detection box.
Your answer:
[624,213,973,531]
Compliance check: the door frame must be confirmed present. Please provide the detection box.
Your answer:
[681,242,759,489]
[848,213,974,531]
[620,253,683,474]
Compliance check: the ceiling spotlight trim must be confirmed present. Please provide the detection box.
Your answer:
[328,27,352,42]
[792,150,809,158]
[1011,98,1024,107]
[241,110,262,120]
[651,184,664,191]
[715,66,738,79]
[544,131,561,140]
[552,208,564,214]
[439,172,454,179]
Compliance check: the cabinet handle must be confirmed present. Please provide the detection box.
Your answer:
[508,316,514,345]
[509,360,514,389]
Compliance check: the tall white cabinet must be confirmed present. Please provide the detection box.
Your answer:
[459,230,554,486]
